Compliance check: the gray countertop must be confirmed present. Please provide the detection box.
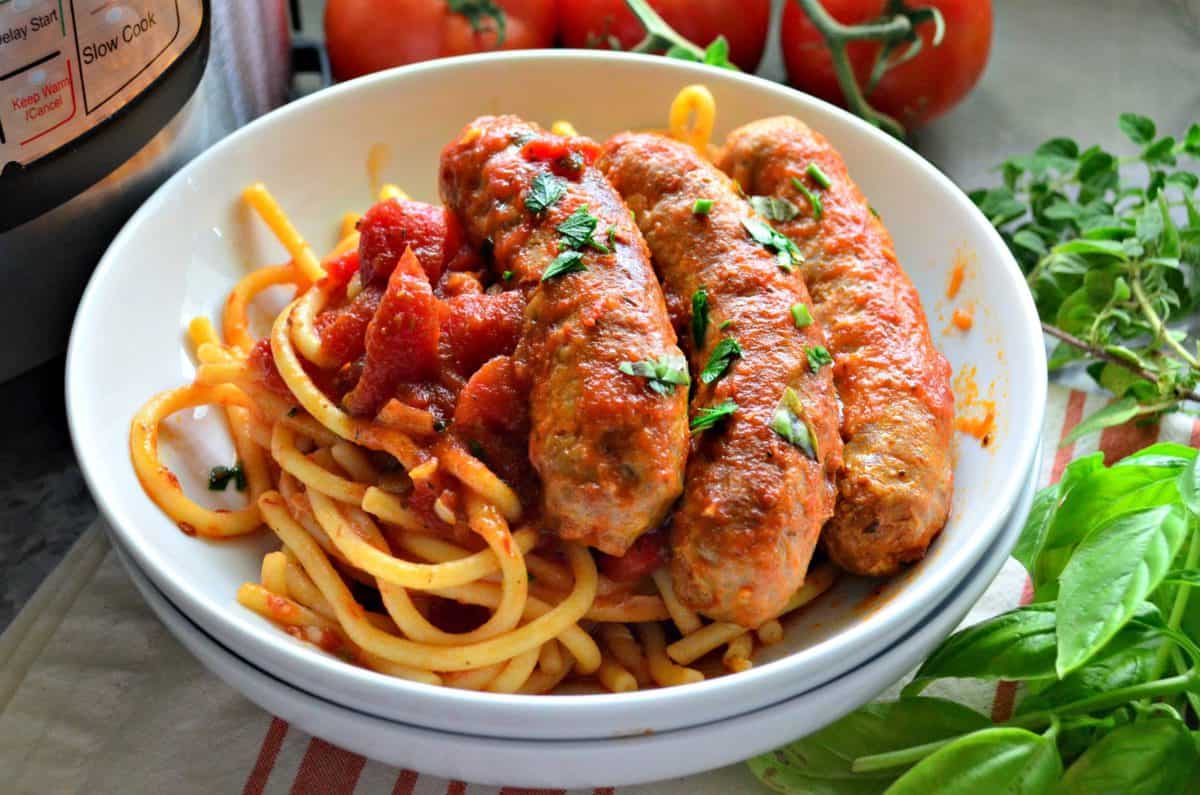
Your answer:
[3,0,1198,631]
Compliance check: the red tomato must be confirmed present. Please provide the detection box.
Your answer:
[596,530,666,583]
[781,0,992,130]
[557,0,772,73]
[325,0,557,81]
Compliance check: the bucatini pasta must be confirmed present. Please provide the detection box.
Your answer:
[128,89,851,695]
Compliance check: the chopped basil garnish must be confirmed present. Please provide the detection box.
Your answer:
[619,355,690,396]
[557,204,609,253]
[691,287,709,348]
[607,226,618,248]
[542,250,587,281]
[742,217,803,272]
[502,269,514,281]
[806,345,834,373]
[749,195,800,222]
[208,462,246,492]
[700,337,742,385]
[525,173,566,214]
[791,176,824,220]
[806,162,833,189]
[690,400,738,434]
[790,303,813,328]
[693,198,714,215]
[770,388,819,460]
[719,319,733,330]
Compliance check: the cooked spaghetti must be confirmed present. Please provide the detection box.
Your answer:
[129,86,844,694]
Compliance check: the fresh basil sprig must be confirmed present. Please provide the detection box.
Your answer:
[971,114,1200,440]
[750,444,1200,794]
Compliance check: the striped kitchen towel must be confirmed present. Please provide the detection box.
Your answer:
[1,385,1196,794]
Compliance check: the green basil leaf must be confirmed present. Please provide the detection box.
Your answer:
[1119,112,1156,145]
[664,44,700,62]
[884,728,1061,795]
[1012,482,1061,575]
[1055,505,1188,675]
[556,204,608,252]
[1179,453,1200,516]
[541,249,587,281]
[1167,171,1200,191]
[1015,638,1162,716]
[1036,137,1079,159]
[1136,202,1165,245]
[742,216,803,272]
[700,337,742,384]
[1117,442,1197,468]
[1057,719,1198,795]
[904,602,1161,697]
[1060,397,1142,445]
[524,173,566,214]
[747,698,989,795]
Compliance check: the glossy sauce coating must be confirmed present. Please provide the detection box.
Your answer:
[719,117,954,576]
[440,116,689,555]
[599,132,843,627]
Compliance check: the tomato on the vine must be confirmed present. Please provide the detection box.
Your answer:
[781,0,992,130]
[325,0,557,82]
[557,0,772,73]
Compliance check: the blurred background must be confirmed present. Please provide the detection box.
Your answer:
[2,0,1198,629]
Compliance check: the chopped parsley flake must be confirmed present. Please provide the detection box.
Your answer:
[691,288,709,348]
[541,250,587,281]
[749,195,800,222]
[791,176,824,220]
[524,173,566,214]
[557,204,609,253]
[700,337,742,385]
[690,400,738,433]
[806,162,833,189]
[619,355,690,396]
[770,388,819,460]
[208,463,246,492]
[742,216,803,272]
[806,345,833,372]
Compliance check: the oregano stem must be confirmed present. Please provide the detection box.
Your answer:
[1039,322,1200,403]
[1132,270,1200,369]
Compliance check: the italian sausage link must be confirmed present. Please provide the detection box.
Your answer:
[599,132,843,627]
[719,116,954,577]
[440,116,689,556]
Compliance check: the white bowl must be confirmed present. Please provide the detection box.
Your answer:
[109,444,1036,787]
[67,51,1046,740]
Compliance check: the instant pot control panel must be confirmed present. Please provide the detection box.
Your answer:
[0,0,208,229]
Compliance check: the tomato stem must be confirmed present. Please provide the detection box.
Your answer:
[790,0,945,139]
[623,0,706,60]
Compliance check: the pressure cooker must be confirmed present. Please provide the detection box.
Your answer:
[0,0,292,381]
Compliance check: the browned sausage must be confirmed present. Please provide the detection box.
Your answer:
[719,117,954,576]
[599,132,843,627]
[440,116,689,556]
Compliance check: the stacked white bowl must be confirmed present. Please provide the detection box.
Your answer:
[67,53,1047,788]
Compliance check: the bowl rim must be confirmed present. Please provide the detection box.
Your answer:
[67,49,1047,722]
